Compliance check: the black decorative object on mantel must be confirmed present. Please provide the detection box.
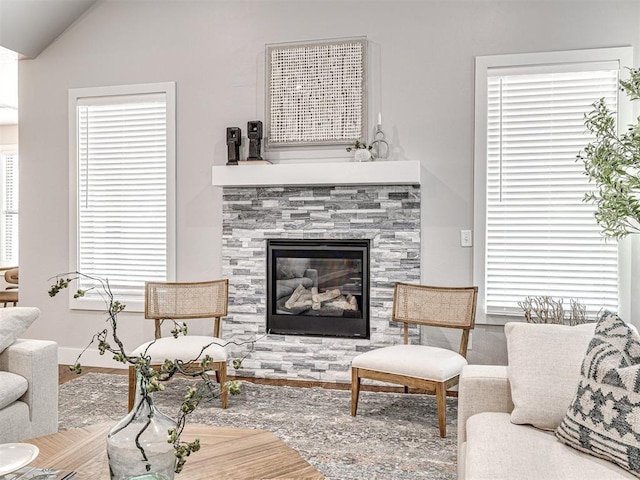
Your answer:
[226,127,241,165]
[247,120,263,160]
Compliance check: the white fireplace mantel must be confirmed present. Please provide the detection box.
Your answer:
[211,160,421,187]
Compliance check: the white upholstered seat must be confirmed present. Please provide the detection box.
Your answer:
[352,344,468,382]
[131,336,228,364]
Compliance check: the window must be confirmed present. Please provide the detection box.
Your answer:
[0,153,18,263]
[69,83,176,311]
[474,48,633,324]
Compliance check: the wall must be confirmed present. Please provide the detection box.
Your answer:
[17,0,640,369]
[0,125,17,152]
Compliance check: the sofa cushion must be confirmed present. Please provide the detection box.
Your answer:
[0,371,28,409]
[464,411,636,479]
[0,307,40,354]
[556,312,640,477]
[506,321,596,430]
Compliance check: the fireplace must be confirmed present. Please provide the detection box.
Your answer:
[266,239,370,338]
[221,184,420,381]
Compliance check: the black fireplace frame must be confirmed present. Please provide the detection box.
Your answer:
[266,239,370,338]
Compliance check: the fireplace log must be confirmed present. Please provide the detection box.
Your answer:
[349,295,358,308]
[285,284,306,309]
[312,288,341,304]
[325,297,358,311]
[311,287,321,310]
[290,299,313,308]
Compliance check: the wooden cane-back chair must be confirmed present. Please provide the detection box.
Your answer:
[351,282,478,437]
[128,279,229,410]
[0,268,18,307]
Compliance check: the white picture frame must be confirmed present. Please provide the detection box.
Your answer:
[266,37,367,147]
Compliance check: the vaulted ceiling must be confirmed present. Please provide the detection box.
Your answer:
[0,0,97,126]
[0,0,97,58]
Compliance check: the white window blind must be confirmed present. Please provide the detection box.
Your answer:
[0,154,18,263]
[484,66,620,317]
[72,85,175,308]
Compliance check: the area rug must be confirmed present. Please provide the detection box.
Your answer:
[58,373,458,479]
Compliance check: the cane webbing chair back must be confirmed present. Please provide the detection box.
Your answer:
[145,279,228,338]
[393,283,477,356]
[393,283,477,328]
[128,279,229,411]
[351,282,478,437]
[4,268,18,286]
[0,267,18,307]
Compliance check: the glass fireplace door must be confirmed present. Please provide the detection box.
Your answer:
[266,239,370,338]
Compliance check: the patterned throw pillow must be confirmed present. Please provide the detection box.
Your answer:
[556,312,640,477]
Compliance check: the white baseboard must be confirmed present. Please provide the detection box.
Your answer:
[58,346,127,370]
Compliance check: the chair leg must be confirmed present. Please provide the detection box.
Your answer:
[128,365,136,411]
[403,385,409,394]
[435,382,447,437]
[218,365,228,409]
[351,367,361,416]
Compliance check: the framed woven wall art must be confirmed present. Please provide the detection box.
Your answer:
[266,37,367,147]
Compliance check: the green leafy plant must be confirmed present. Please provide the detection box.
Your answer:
[578,67,640,239]
[346,140,372,152]
[49,272,254,474]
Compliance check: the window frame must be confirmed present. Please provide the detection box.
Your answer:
[0,150,18,264]
[68,82,176,312]
[473,47,634,325]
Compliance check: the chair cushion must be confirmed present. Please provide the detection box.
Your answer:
[0,307,39,354]
[352,344,467,381]
[0,371,28,410]
[131,336,228,363]
[506,321,596,430]
[556,312,640,477]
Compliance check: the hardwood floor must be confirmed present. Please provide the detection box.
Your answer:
[58,365,127,385]
[58,364,358,390]
[58,365,458,396]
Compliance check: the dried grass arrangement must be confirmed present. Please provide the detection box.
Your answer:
[518,296,590,326]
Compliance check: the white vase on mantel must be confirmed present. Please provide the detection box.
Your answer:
[354,149,372,162]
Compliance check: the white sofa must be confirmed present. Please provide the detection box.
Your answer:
[457,321,636,480]
[0,338,58,443]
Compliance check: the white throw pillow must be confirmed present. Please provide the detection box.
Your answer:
[0,307,40,354]
[506,321,596,430]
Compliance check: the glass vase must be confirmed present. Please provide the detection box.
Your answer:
[354,149,372,162]
[107,372,176,480]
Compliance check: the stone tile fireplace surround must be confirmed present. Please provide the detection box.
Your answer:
[216,161,421,383]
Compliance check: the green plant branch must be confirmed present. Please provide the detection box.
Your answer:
[345,140,372,152]
[49,272,259,474]
[620,67,640,100]
[578,67,640,239]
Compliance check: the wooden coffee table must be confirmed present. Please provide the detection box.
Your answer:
[25,423,323,479]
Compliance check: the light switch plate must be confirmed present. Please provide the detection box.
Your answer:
[460,230,473,247]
